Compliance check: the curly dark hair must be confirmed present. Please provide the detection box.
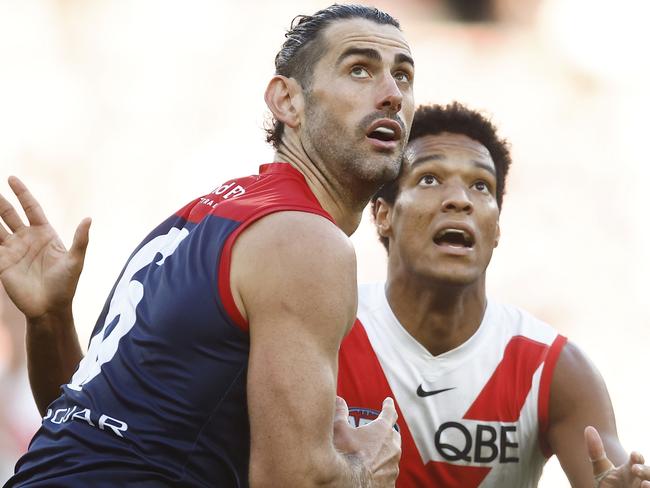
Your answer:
[372,102,512,251]
[265,4,400,149]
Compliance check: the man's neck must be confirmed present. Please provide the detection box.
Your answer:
[273,144,372,237]
[384,273,487,356]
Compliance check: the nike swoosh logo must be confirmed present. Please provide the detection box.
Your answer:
[416,385,456,397]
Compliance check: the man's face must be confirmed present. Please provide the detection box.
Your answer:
[379,132,501,286]
[301,18,415,186]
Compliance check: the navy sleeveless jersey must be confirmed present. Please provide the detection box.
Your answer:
[6,163,333,488]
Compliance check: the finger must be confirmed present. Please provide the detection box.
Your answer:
[0,190,27,232]
[585,426,615,476]
[334,396,349,424]
[69,218,91,265]
[632,462,650,480]
[376,397,398,427]
[8,176,49,226]
[631,451,645,466]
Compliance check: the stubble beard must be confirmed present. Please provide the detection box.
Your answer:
[303,97,404,200]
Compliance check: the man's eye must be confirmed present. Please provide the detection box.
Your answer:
[351,66,370,78]
[419,175,439,186]
[394,71,411,83]
[473,181,490,193]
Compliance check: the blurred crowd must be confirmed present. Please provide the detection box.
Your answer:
[0,286,41,480]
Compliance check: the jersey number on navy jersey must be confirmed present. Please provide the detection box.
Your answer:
[68,227,190,391]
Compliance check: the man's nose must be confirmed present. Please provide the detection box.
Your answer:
[441,185,473,214]
[376,73,403,113]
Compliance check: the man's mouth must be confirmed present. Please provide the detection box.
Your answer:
[366,119,402,144]
[433,228,475,248]
[368,126,397,142]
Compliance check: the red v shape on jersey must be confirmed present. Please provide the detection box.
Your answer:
[413,336,549,487]
[339,325,552,487]
[463,335,549,422]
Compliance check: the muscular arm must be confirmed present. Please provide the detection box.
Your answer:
[548,341,627,487]
[231,211,378,487]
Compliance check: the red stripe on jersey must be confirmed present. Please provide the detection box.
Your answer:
[338,321,395,404]
[463,335,549,422]
[537,334,568,457]
[217,227,249,331]
[339,321,444,488]
[423,461,491,487]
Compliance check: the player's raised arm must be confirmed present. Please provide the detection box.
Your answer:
[0,176,87,414]
[547,341,650,487]
[231,211,401,487]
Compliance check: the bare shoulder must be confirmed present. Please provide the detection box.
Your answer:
[232,211,356,280]
[236,210,354,260]
[230,211,357,328]
[550,340,610,422]
[553,341,601,388]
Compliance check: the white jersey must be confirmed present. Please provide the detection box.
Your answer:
[338,282,567,487]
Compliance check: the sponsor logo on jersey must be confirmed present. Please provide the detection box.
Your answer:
[416,385,456,397]
[348,407,518,464]
[433,421,519,464]
[213,181,246,200]
[44,404,128,438]
[200,182,247,209]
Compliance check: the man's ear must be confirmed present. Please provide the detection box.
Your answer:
[264,75,304,129]
[373,198,393,239]
[494,220,500,248]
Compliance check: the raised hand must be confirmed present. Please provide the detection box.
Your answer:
[333,396,401,487]
[586,426,650,488]
[0,176,90,321]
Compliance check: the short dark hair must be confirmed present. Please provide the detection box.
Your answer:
[372,102,512,250]
[265,4,400,149]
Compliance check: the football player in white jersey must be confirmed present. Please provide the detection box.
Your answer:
[338,102,649,487]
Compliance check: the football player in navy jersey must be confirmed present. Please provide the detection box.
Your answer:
[0,5,414,487]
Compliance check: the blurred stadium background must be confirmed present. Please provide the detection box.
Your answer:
[1,0,648,484]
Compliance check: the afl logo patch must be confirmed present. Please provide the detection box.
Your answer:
[347,407,399,432]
